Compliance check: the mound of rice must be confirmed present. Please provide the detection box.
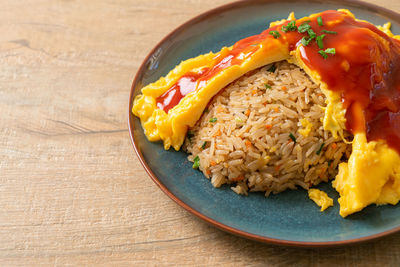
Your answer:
[184,61,351,196]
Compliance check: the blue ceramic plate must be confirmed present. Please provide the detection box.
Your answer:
[129,0,400,247]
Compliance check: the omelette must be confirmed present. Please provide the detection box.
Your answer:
[133,9,400,217]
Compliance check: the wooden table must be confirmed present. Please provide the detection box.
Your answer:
[1,0,400,265]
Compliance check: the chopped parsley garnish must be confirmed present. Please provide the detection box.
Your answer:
[204,108,209,113]
[325,48,336,54]
[192,156,200,169]
[318,48,336,59]
[297,19,337,49]
[201,141,207,149]
[187,131,194,140]
[281,20,297,32]
[318,50,328,59]
[264,84,272,89]
[297,20,311,33]
[301,36,313,46]
[267,64,276,72]
[269,30,281,39]
[317,16,323,26]
[316,142,325,155]
[289,133,297,143]
[316,34,325,49]
[299,24,316,46]
[307,29,316,39]
[209,117,217,123]
[321,29,337,34]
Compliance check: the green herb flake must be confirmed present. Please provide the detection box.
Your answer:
[318,50,328,59]
[321,29,337,34]
[264,84,272,89]
[201,141,207,149]
[297,20,311,33]
[319,48,336,59]
[307,29,316,39]
[317,16,323,26]
[209,117,217,123]
[301,36,314,46]
[316,142,325,155]
[250,43,259,46]
[325,48,336,55]
[204,108,209,113]
[289,133,297,143]
[301,36,309,46]
[281,20,297,32]
[316,34,325,49]
[269,30,281,39]
[267,64,276,72]
[192,156,200,169]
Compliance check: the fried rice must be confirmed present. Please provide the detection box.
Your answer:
[184,61,351,196]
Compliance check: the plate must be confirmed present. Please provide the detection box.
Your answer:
[128,0,400,247]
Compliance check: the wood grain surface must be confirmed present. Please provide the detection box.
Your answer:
[1,0,400,266]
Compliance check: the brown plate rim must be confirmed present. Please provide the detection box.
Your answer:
[128,0,400,248]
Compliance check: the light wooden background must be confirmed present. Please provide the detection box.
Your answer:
[1,0,400,266]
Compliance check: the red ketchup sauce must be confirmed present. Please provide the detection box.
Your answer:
[156,68,209,113]
[156,10,400,153]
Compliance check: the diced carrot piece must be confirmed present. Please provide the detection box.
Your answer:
[206,170,211,175]
[274,107,279,112]
[213,129,221,137]
[231,175,244,182]
[251,90,257,95]
[245,140,252,148]
[216,106,224,113]
[318,167,327,178]
[282,86,287,91]
[265,124,272,129]
[245,109,250,116]
[275,165,281,171]
[210,161,217,166]
[331,143,337,149]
